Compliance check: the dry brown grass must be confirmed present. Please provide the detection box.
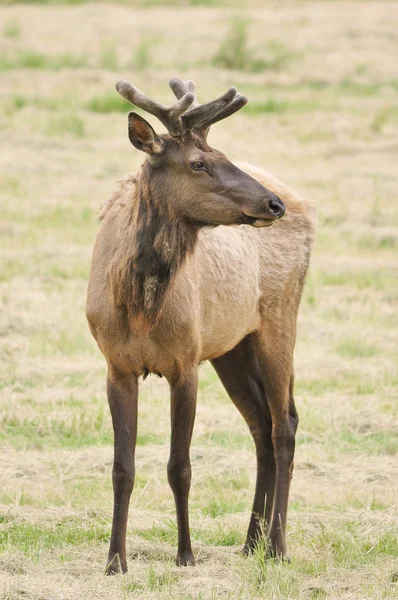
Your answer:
[0,1,397,599]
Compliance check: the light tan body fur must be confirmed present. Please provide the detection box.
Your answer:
[87,163,315,384]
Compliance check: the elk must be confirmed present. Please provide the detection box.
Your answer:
[86,77,315,574]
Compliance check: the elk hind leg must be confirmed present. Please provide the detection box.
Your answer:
[211,334,275,553]
[254,325,299,560]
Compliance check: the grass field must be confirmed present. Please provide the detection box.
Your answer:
[0,1,397,598]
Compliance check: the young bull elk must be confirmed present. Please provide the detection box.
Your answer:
[86,78,315,574]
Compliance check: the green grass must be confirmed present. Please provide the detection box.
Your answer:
[338,230,398,252]
[320,269,397,291]
[213,17,295,73]
[371,106,398,133]
[3,94,72,115]
[0,405,112,450]
[213,17,267,73]
[0,518,109,557]
[336,339,379,359]
[86,92,132,114]
[1,205,97,251]
[304,524,398,567]
[0,409,167,451]
[199,431,253,450]
[99,43,119,70]
[30,205,94,234]
[138,520,244,547]
[4,95,27,114]
[28,327,95,358]
[336,428,398,456]
[244,98,288,114]
[129,37,154,71]
[203,472,251,492]
[0,175,25,196]
[44,114,86,137]
[296,375,361,397]
[201,499,247,517]
[0,256,90,282]
[245,97,323,115]
[0,259,27,282]
[2,18,20,38]
[0,49,88,70]
[146,563,178,591]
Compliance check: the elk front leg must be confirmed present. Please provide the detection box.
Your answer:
[167,370,197,566]
[254,326,298,560]
[106,369,138,575]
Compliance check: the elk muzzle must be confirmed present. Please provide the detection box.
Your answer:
[243,192,285,228]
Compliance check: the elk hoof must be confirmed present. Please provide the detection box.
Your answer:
[266,541,290,563]
[270,553,291,564]
[242,539,290,563]
[105,554,127,575]
[242,534,265,555]
[175,551,195,566]
[242,543,254,556]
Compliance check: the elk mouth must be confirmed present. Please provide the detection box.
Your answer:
[241,213,277,228]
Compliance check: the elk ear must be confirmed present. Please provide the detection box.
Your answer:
[128,112,164,157]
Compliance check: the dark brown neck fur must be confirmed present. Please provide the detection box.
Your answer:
[109,163,198,330]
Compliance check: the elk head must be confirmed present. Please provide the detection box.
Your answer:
[116,78,285,228]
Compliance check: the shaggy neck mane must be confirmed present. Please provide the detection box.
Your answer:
[109,163,198,331]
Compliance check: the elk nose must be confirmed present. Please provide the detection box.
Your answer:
[268,194,285,218]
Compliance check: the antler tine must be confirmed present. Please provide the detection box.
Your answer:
[169,78,199,108]
[116,79,195,136]
[169,79,247,132]
[201,93,248,128]
[181,87,238,131]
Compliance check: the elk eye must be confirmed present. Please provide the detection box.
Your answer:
[191,161,205,170]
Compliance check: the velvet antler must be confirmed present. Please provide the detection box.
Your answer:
[169,78,248,132]
[116,79,195,137]
[116,78,247,137]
